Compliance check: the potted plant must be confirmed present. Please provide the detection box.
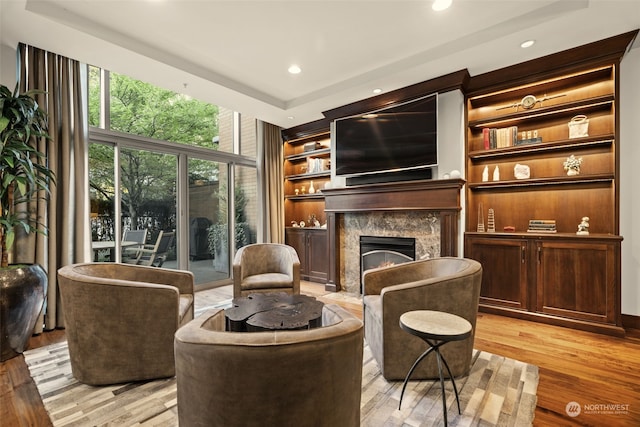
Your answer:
[0,83,55,361]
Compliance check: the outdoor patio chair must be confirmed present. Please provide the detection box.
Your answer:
[124,231,175,267]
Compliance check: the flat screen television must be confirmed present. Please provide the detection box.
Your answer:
[334,93,437,178]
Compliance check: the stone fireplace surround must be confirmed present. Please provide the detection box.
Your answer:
[323,179,465,293]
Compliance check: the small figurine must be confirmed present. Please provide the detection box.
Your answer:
[294,188,299,195]
[577,216,590,235]
[493,165,500,181]
[482,165,489,182]
[291,221,300,227]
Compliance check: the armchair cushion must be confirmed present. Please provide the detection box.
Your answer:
[233,243,301,297]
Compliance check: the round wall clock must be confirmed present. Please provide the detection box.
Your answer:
[521,95,537,109]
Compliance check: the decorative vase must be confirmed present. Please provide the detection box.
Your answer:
[0,264,47,361]
[309,181,315,194]
[567,168,579,176]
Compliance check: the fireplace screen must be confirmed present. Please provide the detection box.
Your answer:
[360,236,416,293]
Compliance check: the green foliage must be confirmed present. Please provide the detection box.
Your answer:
[0,84,55,267]
[206,186,251,254]
[106,72,219,148]
[88,71,221,230]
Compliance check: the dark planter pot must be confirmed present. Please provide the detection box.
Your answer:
[0,264,47,361]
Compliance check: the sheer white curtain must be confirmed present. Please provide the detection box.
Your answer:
[16,44,91,332]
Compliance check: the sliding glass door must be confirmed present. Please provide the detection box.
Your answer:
[187,158,230,286]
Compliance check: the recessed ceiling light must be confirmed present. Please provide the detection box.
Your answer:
[287,116,295,120]
[288,64,302,74]
[432,0,452,11]
[373,88,382,94]
[520,40,535,48]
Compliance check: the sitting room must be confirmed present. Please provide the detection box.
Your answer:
[1,1,640,426]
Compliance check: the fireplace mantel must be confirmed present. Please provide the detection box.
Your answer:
[322,179,465,291]
[323,179,464,213]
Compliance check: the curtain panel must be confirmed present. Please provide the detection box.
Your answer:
[261,122,284,243]
[17,44,91,332]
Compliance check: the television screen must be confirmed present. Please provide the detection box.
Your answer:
[334,94,437,177]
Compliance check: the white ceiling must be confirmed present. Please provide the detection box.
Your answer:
[1,0,639,128]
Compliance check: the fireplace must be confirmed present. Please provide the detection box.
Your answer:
[323,179,465,293]
[360,236,416,293]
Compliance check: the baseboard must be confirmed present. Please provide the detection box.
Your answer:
[622,314,640,331]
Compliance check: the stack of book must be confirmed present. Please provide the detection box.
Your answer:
[527,220,557,233]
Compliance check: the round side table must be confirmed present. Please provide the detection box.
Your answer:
[398,310,472,426]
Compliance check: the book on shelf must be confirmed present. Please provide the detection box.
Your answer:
[529,220,556,224]
[306,157,328,174]
[483,126,518,149]
[527,219,557,233]
[516,137,543,145]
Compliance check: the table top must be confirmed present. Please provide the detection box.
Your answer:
[225,292,324,332]
[400,310,472,342]
[91,240,140,250]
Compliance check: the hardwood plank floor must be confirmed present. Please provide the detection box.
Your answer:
[2,282,638,426]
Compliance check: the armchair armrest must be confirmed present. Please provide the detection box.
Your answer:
[363,259,433,295]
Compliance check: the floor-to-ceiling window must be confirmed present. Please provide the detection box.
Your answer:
[88,66,258,289]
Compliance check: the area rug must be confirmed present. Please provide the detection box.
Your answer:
[24,340,538,426]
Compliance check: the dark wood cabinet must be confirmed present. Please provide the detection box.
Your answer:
[463,35,635,336]
[535,237,621,327]
[464,235,528,311]
[285,227,328,283]
[466,233,623,335]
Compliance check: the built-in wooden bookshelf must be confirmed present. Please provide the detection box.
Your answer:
[282,125,331,284]
[463,31,638,336]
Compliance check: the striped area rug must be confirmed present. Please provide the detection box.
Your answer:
[24,340,537,426]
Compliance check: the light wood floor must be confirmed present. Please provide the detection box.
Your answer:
[2,282,638,426]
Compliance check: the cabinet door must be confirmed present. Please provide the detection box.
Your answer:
[307,230,328,283]
[285,229,307,278]
[465,235,528,310]
[536,240,617,324]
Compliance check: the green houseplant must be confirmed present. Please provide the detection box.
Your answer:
[0,83,55,361]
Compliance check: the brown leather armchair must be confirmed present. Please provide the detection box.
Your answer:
[174,304,363,427]
[232,243,300,298]
[57,262,194,385]
[363,257,482,380]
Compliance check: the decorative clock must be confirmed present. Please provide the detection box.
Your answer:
[497,93,566,112]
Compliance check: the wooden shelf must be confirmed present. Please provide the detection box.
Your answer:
[468,135,614,161]
[285,148,331,162]
[467,173,614,190]
[284,171,331,181]
[285,194,325,200]
[468,95,614,128]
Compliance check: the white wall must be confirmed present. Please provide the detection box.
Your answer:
[0,44,18,89]
[436,90,466,179]
[436,90,466,256]
[620,44,640,316]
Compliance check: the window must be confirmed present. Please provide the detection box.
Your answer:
[88,67,258,289]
